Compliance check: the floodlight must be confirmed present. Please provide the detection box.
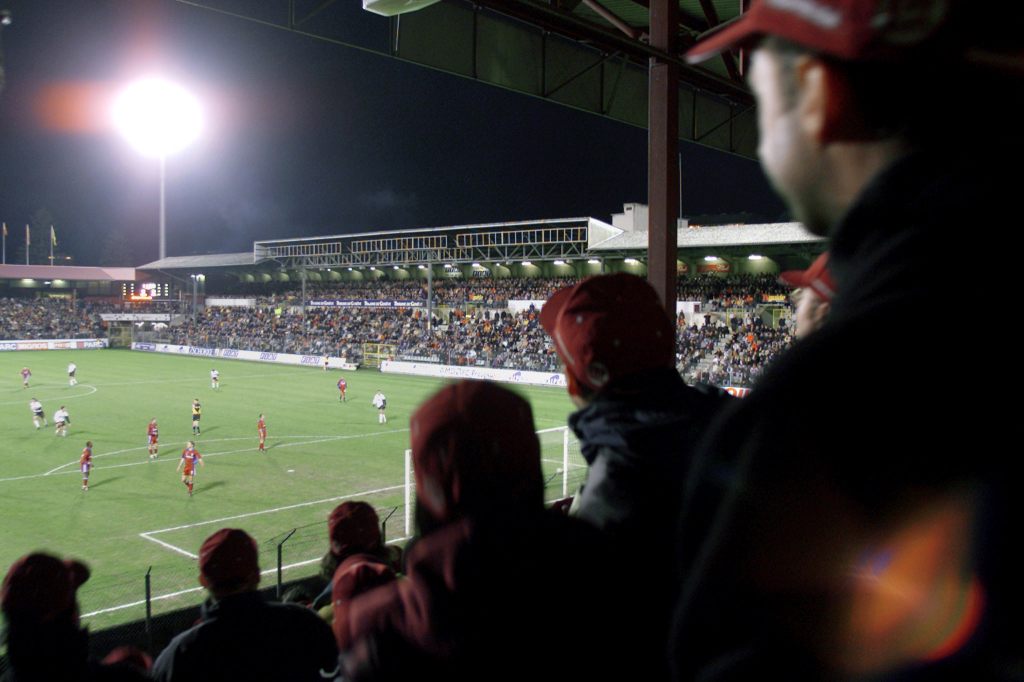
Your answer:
[113,78,203,158]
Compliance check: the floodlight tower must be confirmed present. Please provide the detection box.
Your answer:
[113,78,203,261]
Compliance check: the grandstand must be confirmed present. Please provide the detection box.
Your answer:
[2,203,823,389]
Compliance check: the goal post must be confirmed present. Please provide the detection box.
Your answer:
[362,342,397,368]
[402,425,586,537]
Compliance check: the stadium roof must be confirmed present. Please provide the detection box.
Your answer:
[137,253,255,271]
[591,221,823,251]
[0,264,137,281]
[174,0,758,159]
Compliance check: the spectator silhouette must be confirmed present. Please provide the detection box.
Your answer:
[151,528,338,681]
[337,380,633,681]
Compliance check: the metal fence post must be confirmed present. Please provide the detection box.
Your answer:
[144,566,153,651]
[276,529,296,600]
[380,507,397,543]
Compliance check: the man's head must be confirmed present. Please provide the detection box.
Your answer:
[328,501,384,560]
[687,0,1022,236]
[410,380,543,529]
[2,552,90,627]
[198,528,260,597]
[539,273,675,404]
[780,252,835,338]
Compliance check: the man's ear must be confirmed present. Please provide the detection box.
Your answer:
[804,58,860,143]
[814,300,831,329]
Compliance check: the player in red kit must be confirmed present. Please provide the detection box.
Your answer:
[257,414,267,452]
[147,418,159,460]
[176,441,204,496]
[337,377,347,402]
[21,367,31,388]
[80,441,93,491]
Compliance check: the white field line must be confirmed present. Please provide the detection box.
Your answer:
[139,534,199,560]
[0,384,98,407]
[140,483,406,537]
[540,458,586,469]
[4,429,409,481]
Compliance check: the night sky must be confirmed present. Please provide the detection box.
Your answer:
[0,0,785,267]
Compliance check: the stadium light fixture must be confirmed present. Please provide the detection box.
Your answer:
[472,262,481,268]
[704,255,719,261]
[521,261,532,267]
[624,258,639,265]
[748,254,764,260]
[553,260,566,266]
[418,265,427,269]
[370,266,376,271]
[112,78,203,261]
[587,259,601,264]
[393,265,400,270]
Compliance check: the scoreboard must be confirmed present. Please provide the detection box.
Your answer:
[122,282,171,301]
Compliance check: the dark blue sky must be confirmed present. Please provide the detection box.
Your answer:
[0,0,784,266]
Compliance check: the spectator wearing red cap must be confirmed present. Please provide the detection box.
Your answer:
[151,528,338,682]
[310,501,398,612]
[779,252,835,338]
[336,380,633,681]
[2,552,147,681]
[540,273,729,678]
[672,1,1021,679]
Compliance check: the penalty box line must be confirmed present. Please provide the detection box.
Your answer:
[138,483,406,559]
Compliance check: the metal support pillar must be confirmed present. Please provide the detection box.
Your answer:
[647,0,679,319]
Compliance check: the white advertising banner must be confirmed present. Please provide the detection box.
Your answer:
[379,360,567,388]
[99,314,172,322]
[205,298,257,307]
[130,342,358,370]
[0,338,109,352]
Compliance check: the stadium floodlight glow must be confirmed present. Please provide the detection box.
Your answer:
[418,265,427,269]
[393,265,400,270]
[112,79,203,158]
[624,258,639,265]
[347,267,353,271]
[472,262,481,268]
[588,259,601,264]
[748,254,764,260]
[521,261,532,266]
[113,78,203,261]
[553,260,566,266]
[704,255,719,261]
[370,266,376,271]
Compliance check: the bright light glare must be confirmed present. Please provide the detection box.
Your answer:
[113,79,203,157]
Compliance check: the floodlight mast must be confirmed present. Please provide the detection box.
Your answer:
[113,78,203,261]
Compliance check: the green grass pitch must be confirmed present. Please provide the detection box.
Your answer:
[0,349,579,630]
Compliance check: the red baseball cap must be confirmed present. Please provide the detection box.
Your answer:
[779,252,836,301]
[539,273,675,394]
[331,554,397,650]
[198,528,260,592]
[685,0,957,64]
[410,380,543,523]
[328,501,383,559]
[1,552,90,624]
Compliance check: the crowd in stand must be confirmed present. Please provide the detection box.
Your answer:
[0,276,793,384]
[676,315,792,386]
[0,297,105,340]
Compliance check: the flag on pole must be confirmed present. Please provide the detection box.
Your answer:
[51,226,57,246]
[25,224,30,246]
